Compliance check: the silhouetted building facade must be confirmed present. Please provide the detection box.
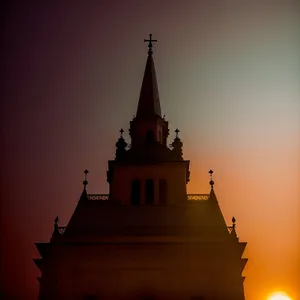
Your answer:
[34,34,247,300]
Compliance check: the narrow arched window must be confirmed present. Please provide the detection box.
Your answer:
[145,179,154,205]
[131,179,141,205]
[146,129,155,142]
[159,179,167,205]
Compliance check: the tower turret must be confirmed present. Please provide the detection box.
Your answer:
[130,34,169,148]
[106,34,190,205]
[115,128,128,161]
[171,129,183,160]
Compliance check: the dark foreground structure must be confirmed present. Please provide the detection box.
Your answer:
[34,35,247,300]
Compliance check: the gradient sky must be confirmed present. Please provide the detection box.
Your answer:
[1,1,300,299]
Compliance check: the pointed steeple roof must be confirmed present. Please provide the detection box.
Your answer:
[136,34,161,119]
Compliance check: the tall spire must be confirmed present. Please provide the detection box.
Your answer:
[136,33,161,119]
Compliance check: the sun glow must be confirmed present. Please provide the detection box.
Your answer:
[267,291,293,300]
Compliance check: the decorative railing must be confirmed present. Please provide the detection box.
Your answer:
[87,194,210,201]
[88,194,109,200]
[187,194,209,201]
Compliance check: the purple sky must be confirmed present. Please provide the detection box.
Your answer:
[1,1,300,299]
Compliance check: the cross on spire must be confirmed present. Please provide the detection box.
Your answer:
[175,128,180,138]
[144,33,157,55]
[120,128,124,137]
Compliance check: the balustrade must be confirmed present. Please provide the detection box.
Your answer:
[87,194,210,201]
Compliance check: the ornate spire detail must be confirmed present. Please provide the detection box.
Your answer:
[136,34,161,119]
[115,128,128,160]
[209,169,214,189]
[208,170,218,202]
[144,33,157,55]
[79,170,89,202]
[171,129,183,160]
[83,169,89,189]
[230,216,238,239]
[232,216,236,228]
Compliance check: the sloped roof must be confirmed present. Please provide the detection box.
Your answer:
[61,192,229,241]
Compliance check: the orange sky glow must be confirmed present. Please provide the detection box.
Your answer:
[1,1,299,299]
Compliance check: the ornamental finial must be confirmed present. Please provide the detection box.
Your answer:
[232,216,236,228]
[175,128,180,139]
[209,169,214,188]
[119,128,124,138]
[54,216,59,232]
[83,169,89,189]
[144,33,157,55]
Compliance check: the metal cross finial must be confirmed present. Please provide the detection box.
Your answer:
[83,169,89,188]
[144,33,157,55]
[175,128,180,138]
[120,128,124,137]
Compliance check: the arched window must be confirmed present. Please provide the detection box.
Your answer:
[146,129,155,142]
[159,179,167,205]
[145,179,154,205]
[131,179,141,205]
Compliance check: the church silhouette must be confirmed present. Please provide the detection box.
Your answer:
[34,34,247,300]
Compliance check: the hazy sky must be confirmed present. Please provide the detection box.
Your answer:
[1,1,299,299]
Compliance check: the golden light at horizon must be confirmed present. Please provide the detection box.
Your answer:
[267,291,293,300]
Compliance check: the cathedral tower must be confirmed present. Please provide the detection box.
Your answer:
[107,34,190,207]
[34,34,247,300]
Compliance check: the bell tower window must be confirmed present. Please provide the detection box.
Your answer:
[145,179,154,205]
[146,129,155,142]
[131,179,141,205]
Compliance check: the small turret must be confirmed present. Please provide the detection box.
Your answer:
[115,128,127,160]
[171,129,183,160]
